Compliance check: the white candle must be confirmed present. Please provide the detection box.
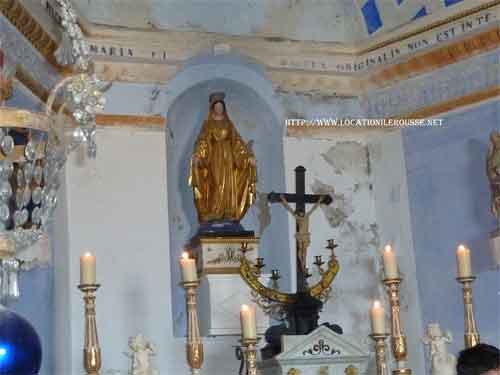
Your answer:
[240,304,257,339]
[383,245,399,279]
[370,300,386,334]
[456,244,472,278]
[80,252,96,285]
[180,252,197,282]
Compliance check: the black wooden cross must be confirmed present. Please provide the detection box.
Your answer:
[268,165,332,292]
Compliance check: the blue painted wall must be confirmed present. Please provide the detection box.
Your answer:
[403,101,500,354]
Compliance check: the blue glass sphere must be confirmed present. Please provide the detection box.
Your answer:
[0,307,41,374]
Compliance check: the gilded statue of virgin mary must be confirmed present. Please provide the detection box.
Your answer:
[189,93,257,226]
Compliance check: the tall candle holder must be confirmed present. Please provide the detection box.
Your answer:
[240,338,261,375]
[182,280,204,375]
[457,276,480,348]
[78,284,102,375]
[370,334,390,375]
[383,278,412,375]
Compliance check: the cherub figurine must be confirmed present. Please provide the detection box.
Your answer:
[125,334,159,375]
[422,323,457,375]
[487,131,500,222]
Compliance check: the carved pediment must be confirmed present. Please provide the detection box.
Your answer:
[277,326,369,362]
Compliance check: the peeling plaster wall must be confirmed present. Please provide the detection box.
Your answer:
[283,135,379,351]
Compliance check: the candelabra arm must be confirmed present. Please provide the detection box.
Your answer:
[457,277,480,348]
[308,258,339,301]
[239,257,339,306]
[78,284,101,375]
[239,257,296,305]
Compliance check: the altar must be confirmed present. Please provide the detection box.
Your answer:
[259,326,370,375]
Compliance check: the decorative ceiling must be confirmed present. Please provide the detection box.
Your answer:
[70,0,465,43]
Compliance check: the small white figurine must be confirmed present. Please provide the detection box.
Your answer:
[422,323,457,375]
[125,334,159,375]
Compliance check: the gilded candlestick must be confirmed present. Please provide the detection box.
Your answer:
[240,338,260,375]
[457,276,480,348]
[78,284,102,375]
[182,280,204,375]
[383,278,412,375]
[370,334,389,375]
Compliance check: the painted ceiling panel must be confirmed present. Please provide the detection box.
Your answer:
[71,0,465,42]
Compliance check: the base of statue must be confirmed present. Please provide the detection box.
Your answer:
[197,220,255,237]
[490,229,500,267]
[191,234,259,275]
[259,326,370,375]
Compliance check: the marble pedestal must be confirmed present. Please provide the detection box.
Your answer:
[192,235,270,336]
[259,326,370,375]
[198,273,271,336]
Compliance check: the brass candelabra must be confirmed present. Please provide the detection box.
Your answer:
[78,284,102,375]
[182,280,204,375]
[457,276,480,348]
[383,278,412,375]
[239,239,339,313]
[240,338,261,375]
[370,334,390,375]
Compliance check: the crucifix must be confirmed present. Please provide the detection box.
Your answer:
[268,165,333,292]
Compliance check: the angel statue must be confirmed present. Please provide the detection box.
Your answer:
[422,323,457,375]
[125,334,159,375]
[487,131,500,223]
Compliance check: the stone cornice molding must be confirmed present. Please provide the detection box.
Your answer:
[0,0,59,67]
[80,0,499,96]
[1,0,498,128]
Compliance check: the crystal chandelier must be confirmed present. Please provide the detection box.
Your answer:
[0,0,107,300]
[0,0,108,372]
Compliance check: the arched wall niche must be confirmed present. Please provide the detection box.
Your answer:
[164,53,291,336]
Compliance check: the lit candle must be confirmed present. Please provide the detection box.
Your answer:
[456,244,472,278]
[180,252,197,282]
[383,245,399,279]
[240,304,257,339]
[80,252,96,285]
[370,300,386,334]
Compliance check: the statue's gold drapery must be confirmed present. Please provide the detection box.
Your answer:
[189,95,256,223]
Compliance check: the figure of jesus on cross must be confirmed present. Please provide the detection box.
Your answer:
[279,194,324,274]
[268,166,333,292]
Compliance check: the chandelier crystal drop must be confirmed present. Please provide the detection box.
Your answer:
[0,0,108,296]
